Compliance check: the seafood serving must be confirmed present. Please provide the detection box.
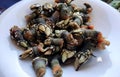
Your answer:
[10,0,110,77]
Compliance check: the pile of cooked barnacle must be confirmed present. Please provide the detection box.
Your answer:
[10,0,110,77]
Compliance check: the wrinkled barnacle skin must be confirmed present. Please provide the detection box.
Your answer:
[79,12,91,25]
[32,57,48,77]
[23,28,36,42]
[51,58,63,77]
[30,18,46,25]
[54,2,73,19]
[61,31,78,50]
[71,29,99,40]
[49,11,60,23]
[71,29,110,50]
[71,29,100,47]
[60,3,73,20]
[44,38,64,48]
[45,11,59,29]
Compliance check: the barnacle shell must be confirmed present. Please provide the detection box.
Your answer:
[43,3,53,10]
[61,49,76,63]
[74,50,92,71]
[30,3,41,10]
[19,48,33,59]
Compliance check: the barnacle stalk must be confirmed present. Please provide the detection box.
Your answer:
[51,58,63,77]
[44,38,64,48]
[32,57,48,77]
[23,28,36,42]
[61,31,78,50]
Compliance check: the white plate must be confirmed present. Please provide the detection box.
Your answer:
[0,0,120,77]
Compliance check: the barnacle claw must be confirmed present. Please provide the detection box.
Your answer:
[74,50,92,71]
